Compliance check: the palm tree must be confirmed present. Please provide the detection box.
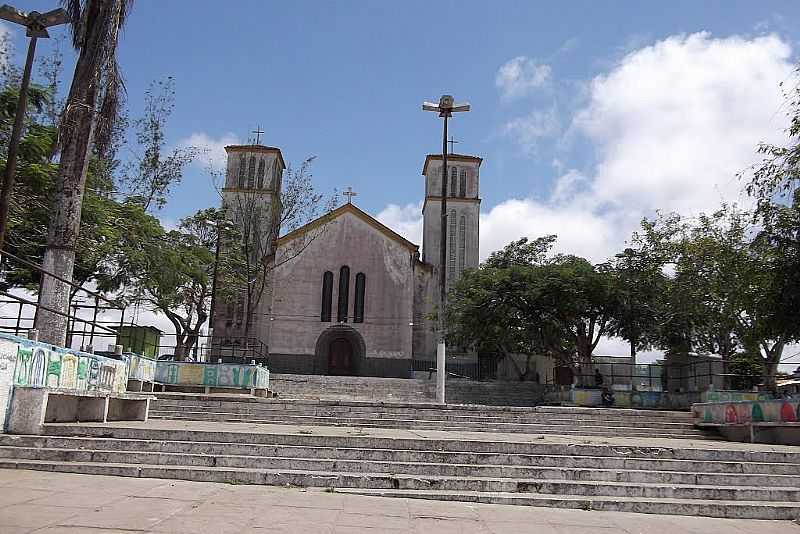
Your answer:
[35,0,132,345]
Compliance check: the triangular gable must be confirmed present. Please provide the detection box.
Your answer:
[275,203,420,253]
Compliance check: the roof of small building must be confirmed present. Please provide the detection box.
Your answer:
[275,202,420,253]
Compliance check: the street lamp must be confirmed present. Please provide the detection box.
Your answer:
[422,94,470,404]
[0,4,69,249]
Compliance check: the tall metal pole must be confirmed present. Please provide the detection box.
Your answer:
[0,36,38,249]
[436,113,449,404]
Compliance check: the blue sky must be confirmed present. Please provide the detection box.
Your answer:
[6,1,799,246]
[5,1,800,361]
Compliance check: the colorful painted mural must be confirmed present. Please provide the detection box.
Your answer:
[701,390,771,403]
[0,333,128,394]
[154,362,269,390]
[693,399,799,425]
[125,353,156,383]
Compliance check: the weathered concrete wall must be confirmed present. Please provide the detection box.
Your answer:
[269,210,416,376]
[154,361,269,390]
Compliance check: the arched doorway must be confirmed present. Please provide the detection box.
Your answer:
[328,337,353,375]
[314,325,366,376]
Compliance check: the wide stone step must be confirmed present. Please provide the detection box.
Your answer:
[151,395,694,420]
[147,411,715,439]
[149,403,697,428]
[3,435,794,475]
[334,488,800,520]
[0,458,796,503]
[39,424,799,464]
[2,445,797,488]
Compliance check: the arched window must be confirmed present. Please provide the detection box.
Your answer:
[458,215,466,274]
[448,209,456,279]
[237,155,246,188]
[459,169,467,197]
[337,266,350,322]
[354,273,366,323]
[247,155,256,188]
[270,159,279,190]
[450,167,457,197]
[257,158,266,188]
[321,271,333,322]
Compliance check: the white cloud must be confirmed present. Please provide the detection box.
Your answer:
[495,56,552,99]
[502,107,561,152]
[376,202,423,245]
[574,32,792,219]
[177,132,240,171]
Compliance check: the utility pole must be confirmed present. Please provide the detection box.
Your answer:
[0,5,68,249]
[422,95,470,404]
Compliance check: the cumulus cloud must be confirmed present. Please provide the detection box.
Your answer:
[177,132,240,170]
[376,202,424,245]
[502,107,561,153]
[495,56,552,99]
[574,32,791,219]
[384,32,795,270]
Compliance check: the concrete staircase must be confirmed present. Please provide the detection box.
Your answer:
[0,421,799,519]
[147,396,717,440]
[269,374,545,406]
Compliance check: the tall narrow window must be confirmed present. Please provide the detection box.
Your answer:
[247,155,256,188]
[321,271,333,322]
[458,215,466,274]
[448,209,456,279]
[354,273,366,323]
[459,169,467,197]
[450,167,457,197]
[337,266,350,322]
[270,159,279,190]
[257,159,266,188]
[238,155,246,188]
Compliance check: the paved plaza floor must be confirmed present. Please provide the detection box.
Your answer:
[0,469,797,534]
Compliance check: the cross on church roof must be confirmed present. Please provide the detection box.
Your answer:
[343,186,357,204]
[251,126,265,145]
[447,135,459,154]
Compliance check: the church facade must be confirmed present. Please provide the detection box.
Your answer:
[210,143,482,377]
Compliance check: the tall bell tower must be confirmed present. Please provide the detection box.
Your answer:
[210,143,286,349]
[421,153,482,288]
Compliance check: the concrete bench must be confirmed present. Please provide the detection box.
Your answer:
[6,387,153,435]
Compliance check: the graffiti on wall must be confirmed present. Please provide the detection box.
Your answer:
[694,400,800,425]
[125,353,156,383]
[701,390,770,403]
[10,337,127,394]
[154,362,269,390]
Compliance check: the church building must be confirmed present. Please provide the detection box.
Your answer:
[210,143,482,377]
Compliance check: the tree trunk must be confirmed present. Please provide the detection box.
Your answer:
[34,1,110,345]
[762,341,785,393]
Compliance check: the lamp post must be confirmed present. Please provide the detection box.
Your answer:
[422,94,470,404]
[0,4,69,249]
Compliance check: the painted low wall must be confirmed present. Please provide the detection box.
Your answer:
[0,333,129,431]
[124,353,156,383]
[154,361,269,390]
[566,387,697,410]
[700,390,771,403]
[0,334,128,394]
[693,399,800,425]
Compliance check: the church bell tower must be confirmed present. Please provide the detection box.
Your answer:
[210,143,286,348]
[421,153,482,288]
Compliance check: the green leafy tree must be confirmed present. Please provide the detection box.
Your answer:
[131,209,223,359]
